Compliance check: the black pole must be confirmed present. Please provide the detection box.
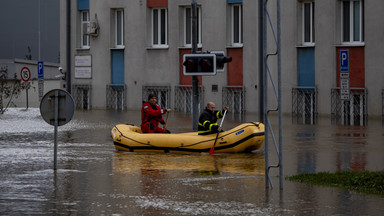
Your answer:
[192,0,199,130]
[258,0,264,123]
[66,0,71,93]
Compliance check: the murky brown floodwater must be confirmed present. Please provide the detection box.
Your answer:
[0,108,383,215]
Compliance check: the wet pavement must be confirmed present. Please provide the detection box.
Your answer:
[0,108,383,215]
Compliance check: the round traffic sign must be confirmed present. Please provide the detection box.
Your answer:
[40,89,75,126]
[20,67,31,82]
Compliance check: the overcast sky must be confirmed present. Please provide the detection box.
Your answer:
[0,0,59,63]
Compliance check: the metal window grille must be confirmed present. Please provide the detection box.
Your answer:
[142,85,171,109]
[106,84,127,110]
[174,85,204,113]
[331,88,368,126]
[222,86,245,114]
[72,84,92,110]
[292,87,318,124]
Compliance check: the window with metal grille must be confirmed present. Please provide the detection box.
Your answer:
[174,85,204,113]
[292,87,318,125]
[222,86,245,114]
[106,84,126,110]
[72,84,92,110]
[142,86,171,109]
[331,88,367,126]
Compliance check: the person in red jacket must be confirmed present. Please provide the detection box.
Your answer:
[141,94,172,133]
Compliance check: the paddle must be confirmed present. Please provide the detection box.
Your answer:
[209,110,227,155]
[163,112,169,129]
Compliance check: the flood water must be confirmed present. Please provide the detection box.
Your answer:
[0,108,383,215]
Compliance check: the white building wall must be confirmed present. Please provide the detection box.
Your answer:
[59,0,384,118]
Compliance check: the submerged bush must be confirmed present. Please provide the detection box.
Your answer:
[287,171,384,195]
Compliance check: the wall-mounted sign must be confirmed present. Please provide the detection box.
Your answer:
[75,67,92,78]
[75,55,92,78]
[75,55,92,67]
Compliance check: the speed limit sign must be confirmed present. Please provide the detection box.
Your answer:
[21,67,31,82]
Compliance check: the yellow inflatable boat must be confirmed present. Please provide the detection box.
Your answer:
[111,122,264,153]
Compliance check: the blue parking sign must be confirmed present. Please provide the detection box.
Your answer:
[340,50,349,73]
[38,61,44,79]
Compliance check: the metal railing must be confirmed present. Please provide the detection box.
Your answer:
[331,88,368,126]
[106,84,127,110]
[72,84,92,110]
[142,85,171,109]
[292,87,318,124]
[174,85,204,113]
[222,86,245,114]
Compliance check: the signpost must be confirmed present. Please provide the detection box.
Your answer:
[340,49,350,125]
[40,89,75,170]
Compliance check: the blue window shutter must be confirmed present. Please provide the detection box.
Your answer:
[112,50,125,85]
[298,47,315,87]
[78,0,89,10]
[227,0,242,3]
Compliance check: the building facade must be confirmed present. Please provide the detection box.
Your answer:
[60,0,383,125]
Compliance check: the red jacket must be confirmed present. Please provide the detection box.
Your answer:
[141,102,166,126]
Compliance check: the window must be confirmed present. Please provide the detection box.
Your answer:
[115,9,124,48]
[152,8,168,48]
[302,2,315,45]
[81,11,90,48]
[232,4,243,45]
[342,0,364,44]
[185,7,201,47]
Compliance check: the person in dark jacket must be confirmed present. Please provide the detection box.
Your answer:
[198,102,229,135]
[141,94,172,133]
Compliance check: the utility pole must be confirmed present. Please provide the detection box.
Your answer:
[191,0,199,130]
[258,0,264,124]
[66,0,71,93]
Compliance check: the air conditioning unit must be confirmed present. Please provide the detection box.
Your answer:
[82,21,99,36]
[88,21,98,34]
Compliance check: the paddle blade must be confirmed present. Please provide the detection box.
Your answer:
[209,145,215,155]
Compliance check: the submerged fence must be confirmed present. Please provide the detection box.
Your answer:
[174,85,204,113]
[142,85,171,109]
[292,87,318,125]
[106,84,127,110]
[72,84,92,110]
[222,86,245,114]
[331,88,368,126]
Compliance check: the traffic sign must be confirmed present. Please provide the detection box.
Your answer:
[38,61,44,79]
[40,89,75,126]
[40,89,75,170]
[20,67,31,82]
[340,50,349,76]
[340,78,350,100]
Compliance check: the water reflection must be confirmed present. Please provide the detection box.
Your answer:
[0,108,383,215]
[112,152,265,176]
[296,130,317,174]
[334,126,367,171]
